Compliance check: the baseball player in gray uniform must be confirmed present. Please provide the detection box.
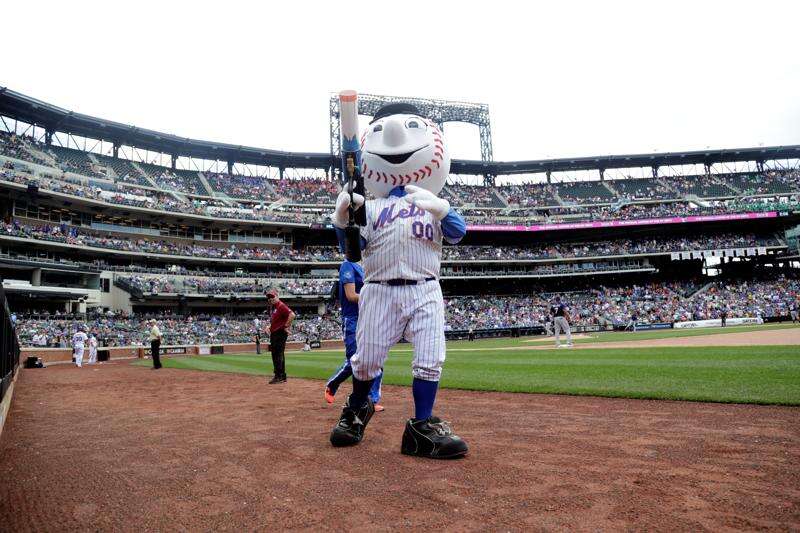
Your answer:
[551,297,573,348]
[328,102,469,459]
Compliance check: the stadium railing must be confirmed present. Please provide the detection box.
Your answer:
[0,282,21,405]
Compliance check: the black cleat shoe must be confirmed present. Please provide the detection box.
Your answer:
[401,416,469,459]
[268,375,287,384]
[330,396,375,447]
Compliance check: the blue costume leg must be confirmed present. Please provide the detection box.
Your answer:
[326,336,355,395]
[326,358,353,395]
[326,318,357,395]
[368,369,383,403]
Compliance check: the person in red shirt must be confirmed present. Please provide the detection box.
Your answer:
[266,289,295,384]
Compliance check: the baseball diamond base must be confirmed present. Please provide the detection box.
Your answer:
[1,363,798,530]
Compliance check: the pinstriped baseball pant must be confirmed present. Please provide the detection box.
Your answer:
[351,281,446,382]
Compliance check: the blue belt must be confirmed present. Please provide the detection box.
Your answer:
[368,277,436,286]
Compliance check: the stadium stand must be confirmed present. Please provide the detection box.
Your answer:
[609,178,676,200]
[46,144,106,178]
[719,171,799,196]
[275,177,338,204]
[0,131,50,167]
[207,173,276,200]
[1,89,798,357]
[668,174,735,198]
[14,274,799,347]
[93,153,151,187]
[555,181,615,203]
[446,183,506,207]
[497,182,556,207]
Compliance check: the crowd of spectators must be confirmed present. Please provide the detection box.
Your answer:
[0,132,51,167]
[17,275,798,347]
[152,170,206,196]
[207,173,275,199]
[667,174,733,198]
[611,178,675,200]
[497,182,556,207]
[441,233,781,261]
[1,219,342,262]
[720,171,800,196]
[46,144,106,179]
[119,276,332,296]
[555,181,615,203]
[17,310,341,347]
[443,276,800,329]
[0,169,322,224]
[274,177,338,204]
[3,160,798,228]
[445,184,505,207]
[442,260,651,278]
[2,218,783,266]
[4,129,800,214]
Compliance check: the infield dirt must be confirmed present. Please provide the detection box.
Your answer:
[1,363,798,531]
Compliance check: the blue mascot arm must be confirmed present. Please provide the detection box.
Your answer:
[335,226,367,251]
[441,208,466,244]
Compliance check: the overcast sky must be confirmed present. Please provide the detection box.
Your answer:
[2,1,799,163]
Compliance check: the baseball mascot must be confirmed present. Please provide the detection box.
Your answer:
[329,97,468,459]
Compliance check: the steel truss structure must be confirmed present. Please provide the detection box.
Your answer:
[329,93,494,183]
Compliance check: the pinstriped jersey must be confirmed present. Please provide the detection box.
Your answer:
[360,196,443,282]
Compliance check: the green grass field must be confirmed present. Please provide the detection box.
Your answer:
[135,325,800,405]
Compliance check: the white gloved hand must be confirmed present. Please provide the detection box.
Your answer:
[402,185,451,220]
[331,190,365,229]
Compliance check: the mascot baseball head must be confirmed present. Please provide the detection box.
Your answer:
[360,102,450,198]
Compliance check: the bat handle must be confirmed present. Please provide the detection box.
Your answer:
[344,226,361,262]
[344,154,360,261]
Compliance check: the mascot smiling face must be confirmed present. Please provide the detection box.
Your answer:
[360,103,450,198]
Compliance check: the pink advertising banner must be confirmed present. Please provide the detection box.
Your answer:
[466,211,778,232]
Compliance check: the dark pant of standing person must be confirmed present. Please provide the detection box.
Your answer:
[270,329,288,381]
[151,339,162,369]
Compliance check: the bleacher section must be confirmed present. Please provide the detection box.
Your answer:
[555,181,615,203]
[609,178,676,200]
[446,184,506,207]
[0,129,798,227]
[46,144,105,178]
[669,175,735,198]
[93,153,151,187]
[497,182,557,207]
[720,172,798,196]
[275,177,338,204]
[207,173,276,200]
[0,131,49,167]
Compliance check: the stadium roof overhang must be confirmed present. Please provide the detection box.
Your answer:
[2,87,799,175]
[452,145,800,175]
[0,88,332,169]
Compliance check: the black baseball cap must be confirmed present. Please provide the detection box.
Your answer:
[370,102,424,124]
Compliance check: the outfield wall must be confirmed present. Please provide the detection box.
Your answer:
[21,339,345,365]
[673,317,764,329]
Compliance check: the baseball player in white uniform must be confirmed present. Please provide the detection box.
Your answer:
[88,334,98,364]
[72,327,88,368]
[328,101,469,459]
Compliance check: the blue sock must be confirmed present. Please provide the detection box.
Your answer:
[349,376,374,408]
[412,378,439,420]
